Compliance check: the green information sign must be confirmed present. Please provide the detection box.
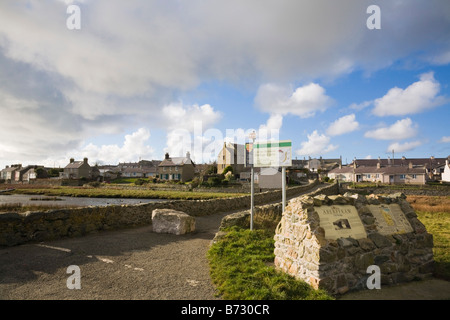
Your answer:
[253,140,292,167]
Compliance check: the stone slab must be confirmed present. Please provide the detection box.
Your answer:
[152,209,195,235]
[315,205,367,240]
[368,204,413,235]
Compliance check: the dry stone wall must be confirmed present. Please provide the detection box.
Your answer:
[0,180,320,246]
[273,192,434,295]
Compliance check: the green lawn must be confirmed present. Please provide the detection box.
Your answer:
[207,227,334,300]
[12,186,245,200]
[416,211,450,280]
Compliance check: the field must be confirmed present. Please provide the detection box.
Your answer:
[9,185,245,200]
[407,195,450,280]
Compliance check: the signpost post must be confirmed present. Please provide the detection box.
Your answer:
[247,131,257,231]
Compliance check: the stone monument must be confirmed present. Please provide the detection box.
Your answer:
[274,193,434,295]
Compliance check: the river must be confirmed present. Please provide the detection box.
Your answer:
[0,194,167,208]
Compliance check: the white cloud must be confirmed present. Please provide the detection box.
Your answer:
[440,136,450,143]
[326,114,359,136]
[255,83,333,118]
[364,118,418,140]
[372,72,447,116]
[295,131,338,157]
[73,128,154,165]
[258,114,283,141]
[160,102,222,162]
[387,140,423,153]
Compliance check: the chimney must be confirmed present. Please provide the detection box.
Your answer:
[165,153,170,160]
[70,158,75,163]
[430,156,435,160]
[377,162,381,169]
[186,151,191,160]
[409,161,413,169]
[83,157,88,164]
[353,160,357,169]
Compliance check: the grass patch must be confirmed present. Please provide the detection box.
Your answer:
[0,203,80,213]
[407,195,450,280]
[207,227,333,300]
[12,186,245,200]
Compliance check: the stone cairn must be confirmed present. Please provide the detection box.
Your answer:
[274,192,434,295]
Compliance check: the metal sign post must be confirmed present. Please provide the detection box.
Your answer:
[282,166,286,212]
[247,131,257,231]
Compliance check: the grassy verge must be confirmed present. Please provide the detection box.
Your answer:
[11,186,245,200]
[207,227,334,300]
[408,195,450,280]
[0,203,80,213]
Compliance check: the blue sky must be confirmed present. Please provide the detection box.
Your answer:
[0,0,449,168]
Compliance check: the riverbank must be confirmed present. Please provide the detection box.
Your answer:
[7,185,246,200]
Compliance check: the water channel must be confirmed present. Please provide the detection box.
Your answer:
[0,194,167,208]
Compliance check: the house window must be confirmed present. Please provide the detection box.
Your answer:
[376,174,379,178]
[400,174,406,180]
[366,174,371,179]
[175,166,178,171]
[412,174,417,179]
[163,167,166,171]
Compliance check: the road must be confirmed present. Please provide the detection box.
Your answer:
[0,210,230,300]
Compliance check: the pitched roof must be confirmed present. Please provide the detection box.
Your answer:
[159,157,194,167]
[65,161,89,169]
[329,165,427,175]
[351,156,449,169]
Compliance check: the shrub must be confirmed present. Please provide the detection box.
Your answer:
[134,178,146,185]
[207,176,221,187]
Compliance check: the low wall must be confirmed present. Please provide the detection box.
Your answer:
[0,180,320,246]
[216,182,339,232]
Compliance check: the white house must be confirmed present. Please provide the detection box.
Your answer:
[442,160,450,183]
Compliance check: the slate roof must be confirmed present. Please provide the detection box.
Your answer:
[329,166,427,175]
[351,157,449,169]
[64,161,87,169]
[159,157,195,167]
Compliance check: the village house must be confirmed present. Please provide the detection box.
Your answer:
[217,142,246,176]
[442,160,450,183]
[158,152,195,182]
[0,164,22,181]
[118,160,161,178]
[328,158,430,184]
[60,158,92,179]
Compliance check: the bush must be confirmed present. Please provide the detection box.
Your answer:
[87,181,101,188]
[322,176,330,182]
[134,178,146,185]
[207,176,221,187]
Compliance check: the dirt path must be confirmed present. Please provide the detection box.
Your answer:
[0,210,231,300]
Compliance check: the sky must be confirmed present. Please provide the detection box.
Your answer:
[0,0,450,169]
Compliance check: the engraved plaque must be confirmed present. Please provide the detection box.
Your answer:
[368,204,413,235]
[315,205,367,240]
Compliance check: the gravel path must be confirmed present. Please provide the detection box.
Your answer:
[0,210,231,300]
